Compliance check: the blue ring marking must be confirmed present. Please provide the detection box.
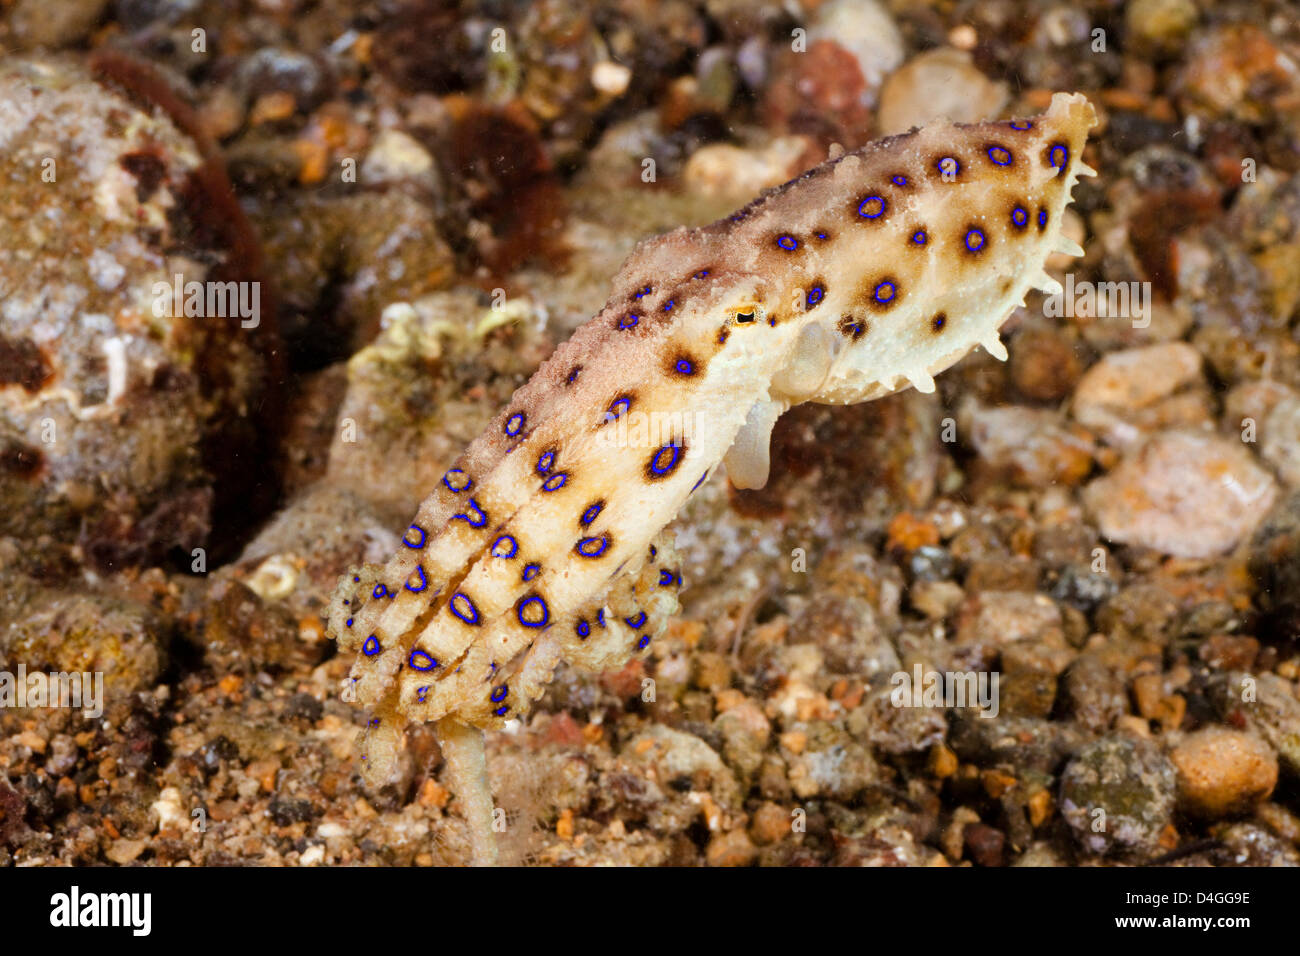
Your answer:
[522,563,540,582]
[580,502,603,525]
[663,300,675,312]
[373,584,388,598]
[857,196,885,219]
[649,440,684,477]
[891,175,908,187]
[659,569,675,586]
[566,365,582,384]
[776,234,799,251]
[965,228,986,252]
[607,396,632,421]
[517,595,549,628]
[405,565,428,593]
[625,611,647,629]
[634,284,653,299]
[806,286,824,307]
[416,686,429,703]
[542,473,568,492]
[933,314,947,332]
[637,634,651,650]
[1011,206,1028,228]
[937,157,960,177]
[1010,120,1033,131]
[618,313,640,329]
[1038,209,1048,228]
[987,145,1012,166]
[346,617,353,627]
[691,471,708,492]
[490,685,508,703]
[1049,144,1068,170]
[693,270,709,279]
[675,358,695,375]
[576,536,609,558]
[450,592,480,626]
[814,230,828,240]
[493,705,509,717]
[442,468,472,493]
[363,634,381,656]
[575,619,590,639]
[536,450,555,474]
[596,609,606,628]
[504,413,526,437]
[409,649,438,671]
[874,280,896,304]
[453,498,488,527]
[649,545,656,558]
[492,535,518,559]
[911,229,927,245]
[403,524,427,549]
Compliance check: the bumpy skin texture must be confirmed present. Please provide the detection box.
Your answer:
[329,93,1098,785]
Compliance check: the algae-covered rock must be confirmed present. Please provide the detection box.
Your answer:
[1059,735,1176,857]
[0,56,272,566]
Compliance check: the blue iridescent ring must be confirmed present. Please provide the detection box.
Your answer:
[409,649,438,671]
[857,196,885,219]
[442,468,472,493]
[450,592,480,626]
[649,441,684,477]
[517,595,549,628]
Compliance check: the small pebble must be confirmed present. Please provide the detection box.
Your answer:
[1083,430,1277,558]
[877,48,1008,136]
[1170,728,1278,818]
